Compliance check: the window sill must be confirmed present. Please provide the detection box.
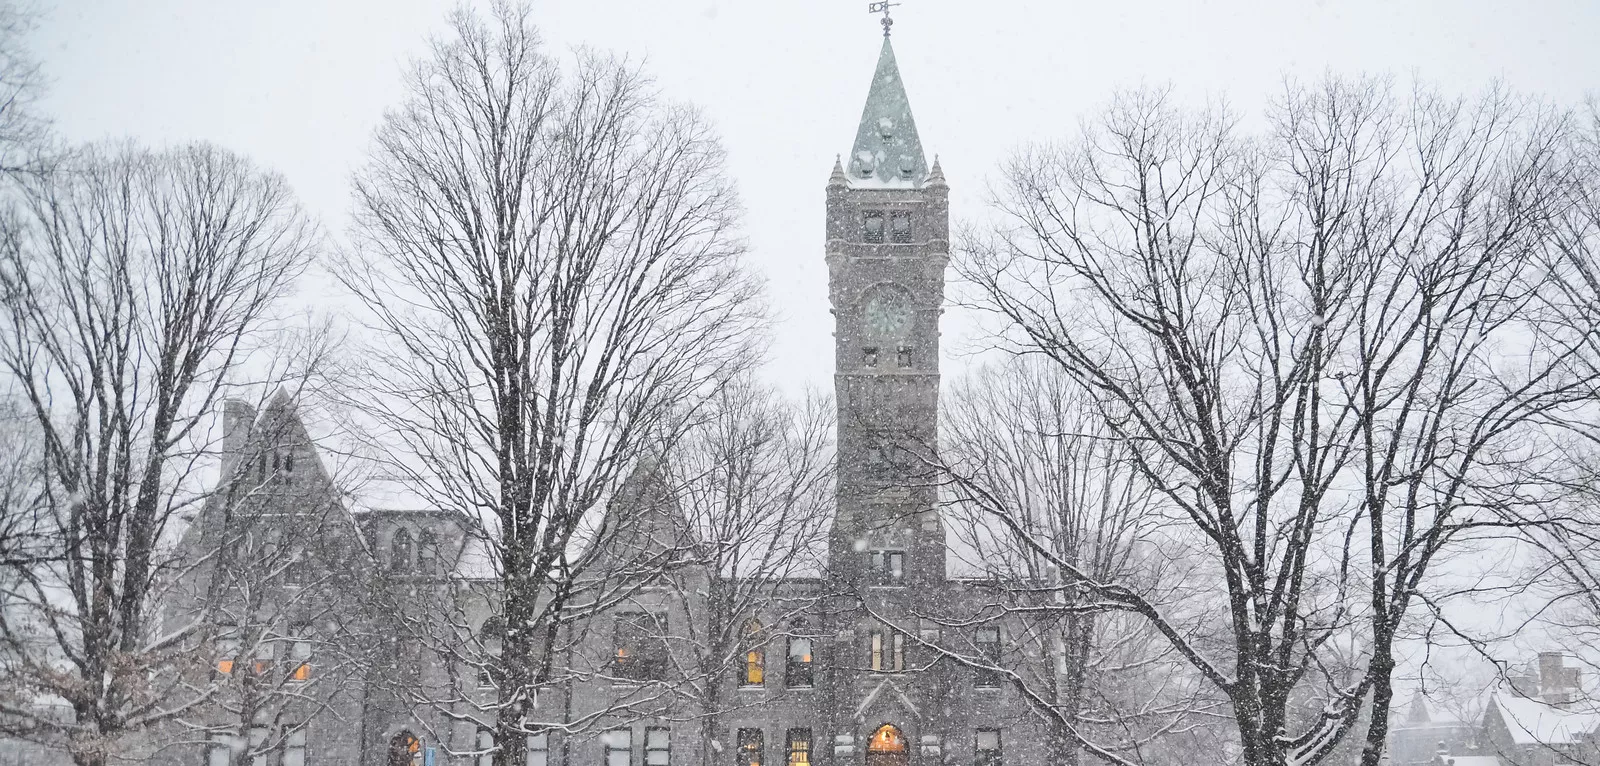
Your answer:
[736,685,766,692]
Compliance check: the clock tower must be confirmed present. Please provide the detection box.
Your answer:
[826,33,949,591]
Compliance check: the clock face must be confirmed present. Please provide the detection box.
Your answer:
[863,289,913,339]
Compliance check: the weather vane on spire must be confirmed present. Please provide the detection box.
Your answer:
[868,1,900,37]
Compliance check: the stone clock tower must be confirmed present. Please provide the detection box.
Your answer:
[826,35,949,591]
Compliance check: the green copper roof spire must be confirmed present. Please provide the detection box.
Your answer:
[846,36,928,188]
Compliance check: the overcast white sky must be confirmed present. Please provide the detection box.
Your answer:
[29,0,1600,395]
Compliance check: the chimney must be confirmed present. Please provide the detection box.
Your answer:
[1539,651,1575,705]
[220,399,257,478]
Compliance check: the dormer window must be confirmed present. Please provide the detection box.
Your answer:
[890,212,912,243]
[863,211,885,243]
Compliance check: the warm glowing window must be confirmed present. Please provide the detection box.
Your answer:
[869,725,906,754]
[870,630,884,671]
[215,637,239,675]
[786,729,811,766]
[614,613,668,682]
[290,635,312,681]
[786,635,814,688]
[737,729,764,766]
[741,619,765,686]
[252,642,275,676]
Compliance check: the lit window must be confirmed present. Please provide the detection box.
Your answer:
[215,637,240,675]
[786,635,814,688]
[863,212,885,243]
[252,641,275,677]
[889,212,912,243]
[284,730,307,766]
[863,347,879,367]
[645,727,670,766]
[786,729,811,766]
[741,619,765,686]
[527,732,550,766]
[870,630,884,672]
[290,634,312,681]
[975,729,1002,766]
[975,627,1002,687]
[604,729,632,766]
[614,613,668,682]
[737,729,764,766]
[477,728,496,766]
[896,346,912,368]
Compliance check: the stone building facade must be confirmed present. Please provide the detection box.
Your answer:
[147,31,1057,766]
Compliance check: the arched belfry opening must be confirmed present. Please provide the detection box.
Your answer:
[866,724,908,766]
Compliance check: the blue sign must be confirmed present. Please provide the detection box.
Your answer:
[424,747,436,766]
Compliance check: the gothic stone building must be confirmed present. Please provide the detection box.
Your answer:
[156,33,1059,766]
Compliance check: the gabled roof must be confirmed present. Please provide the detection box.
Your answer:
[1488,691,1600,745]
[845,37,928,188]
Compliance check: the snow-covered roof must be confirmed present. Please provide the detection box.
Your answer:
[845,37,928,188]
[1449,757,1501,766]
[1489,691,1600,745]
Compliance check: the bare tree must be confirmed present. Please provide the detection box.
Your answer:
[956,80,1597,766]
[336,3,764,763]
[938,357,1228,765]
[0,0,48,173]
[0,142,319,765]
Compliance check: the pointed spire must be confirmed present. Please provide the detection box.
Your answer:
[926,155,946,188]
[829,155,848,187]
[846,37,928,188]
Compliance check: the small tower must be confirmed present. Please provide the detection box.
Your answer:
[826,32,950,591]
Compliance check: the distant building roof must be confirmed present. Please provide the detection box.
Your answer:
[1488,690,1600,745]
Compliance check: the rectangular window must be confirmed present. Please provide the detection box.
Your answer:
[614,613,668,682]
[604,729,632,766]
[896,346,913,368]
[208,732,233,766]
[737,729,764,766]
[889,212,912,243]
[863,347,879,367]
[975,730,1001,766]
[786,729,811,766]
[527,732,550,766]
[892,632,905,672]
[215,637,239,675]
[283,730,307,766]
[645,728,670,766]
[975,627,1002,687]
[870,630,884,672]
[478,728,497,766]
[785,636,814,688]
[248,726,269,766]
[291,637,312,681]
[863,211,885,243]
[252,641,274,677]
[870,551,904,583]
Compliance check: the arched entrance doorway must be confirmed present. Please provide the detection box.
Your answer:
[388,731,422,766]
[865,724,907,766]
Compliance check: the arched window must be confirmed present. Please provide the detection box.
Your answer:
[741,619,765,686]
[786,623,813,688]
[418,529,439,573]
[865,725,907,766]
[390,528,414,572]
